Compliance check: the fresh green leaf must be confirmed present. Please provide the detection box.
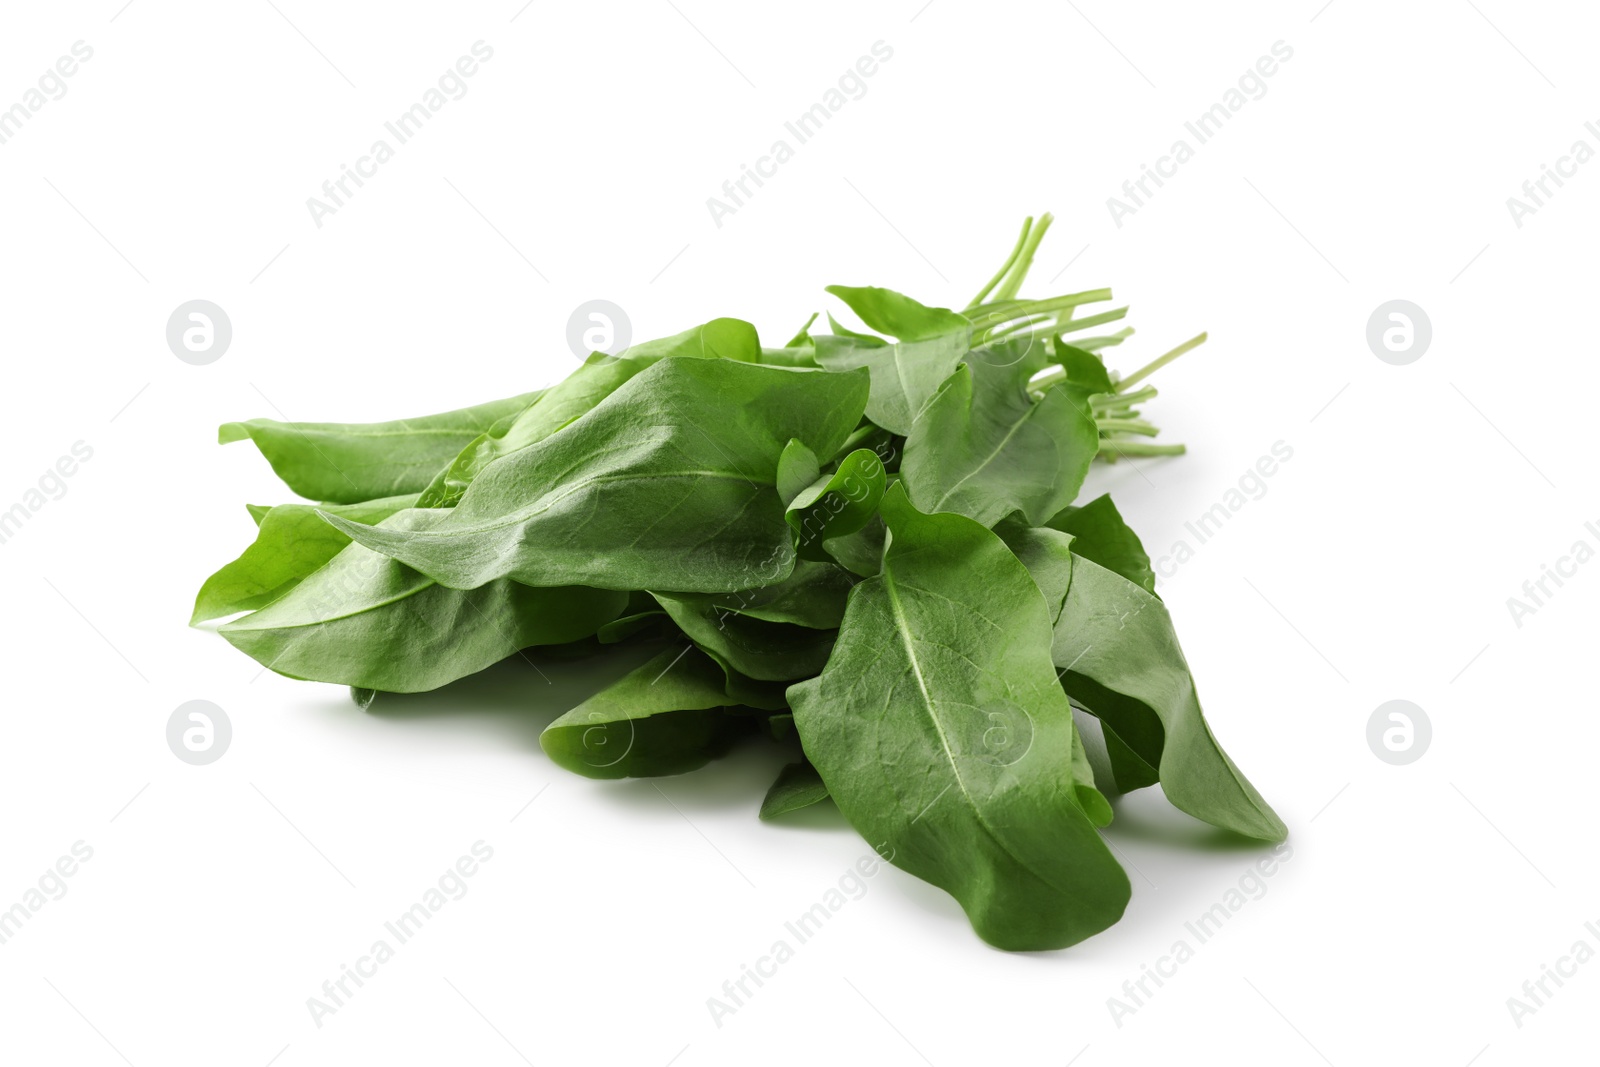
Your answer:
[901,343,1100,527]
[1050,341,1115,393]
[703,560,856,629]
[776,439,821,506]
[620,316,761,363]
[995,523,1075,626]
[191,494,418,624]
[822,514,887,578]
[596,610,668,644]
[218,509,629,692]
[220,391,541,504]
[1046,494,1156,595]
[789,485,1129,950]
[416,321,762,509]
[825,310,882,344]
[323,359,870,593]
[813,333,969,437]
[782,312,818,349]
[813,287,971,435]
[1052,554,1287,841]
[540,647,751,779]
[653,591,837,682]
[785,448,888,562]
[824,285,970,343]
[759,761,830,819]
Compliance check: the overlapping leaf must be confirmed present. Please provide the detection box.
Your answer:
[323,359,870,593]
[789,486,1129,949]
[220,391,541,504]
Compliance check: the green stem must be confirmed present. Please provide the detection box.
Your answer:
[1095,385,1157,408]
[1073,327,1136,353]
[1051,306,1130,335]
[967,288,1112,330]
[1029,366,1067,391]
[1094,418,1160,437]
[1098,439,1187,457]
[991,213,1054,303]
[1117,331,1207,392]
[966,217,1033,310]
[981,313,1054,344]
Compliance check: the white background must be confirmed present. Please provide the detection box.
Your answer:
[1,1,1595,1064]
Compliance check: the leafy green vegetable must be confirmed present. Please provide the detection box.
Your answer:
[191,493,417,624]
[775,439,822,505]
[415,320,761,509]
[540,646,755,779]
[323,359,870,593]
[785,448,888,560]
[996,523,1077,626]
[1046,493,1156,595]
[789,486,1129,949]
[1053,554,1286,841]
[654,590,836,682]
[194,214,1285,952]
[825,285,971,342]
[901,342,1099,527]
[221,392,542,504]
[218,509,628,692]
[759,760,830,819]
[813,287,971,434]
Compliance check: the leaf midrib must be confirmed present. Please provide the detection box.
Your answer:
[878,555,1071,899]
[931,382,1040,513]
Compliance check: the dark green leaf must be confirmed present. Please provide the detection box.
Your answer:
[813,333,969,437]
[776,439,821,506]
[596,610,668,644]
[191,493,418,624]
[759,761,830,819]
[824,285,970,342]
[540,647,749,779]
[1046,494,1156,595]
[220,391,541,504]
[822,514,886,578]
[324,359,870,593]
[789,485,1129,950]
[996,523,1076,626]
[1052,554,1287,841]
[416,320,761,509]
[705,561,856,629]
[786,448,887,562]
[654,592,836,682]
[218,510,628,692]
[813,287,971,435]
[1051,341,1115,393]
[901,343,1099,527]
